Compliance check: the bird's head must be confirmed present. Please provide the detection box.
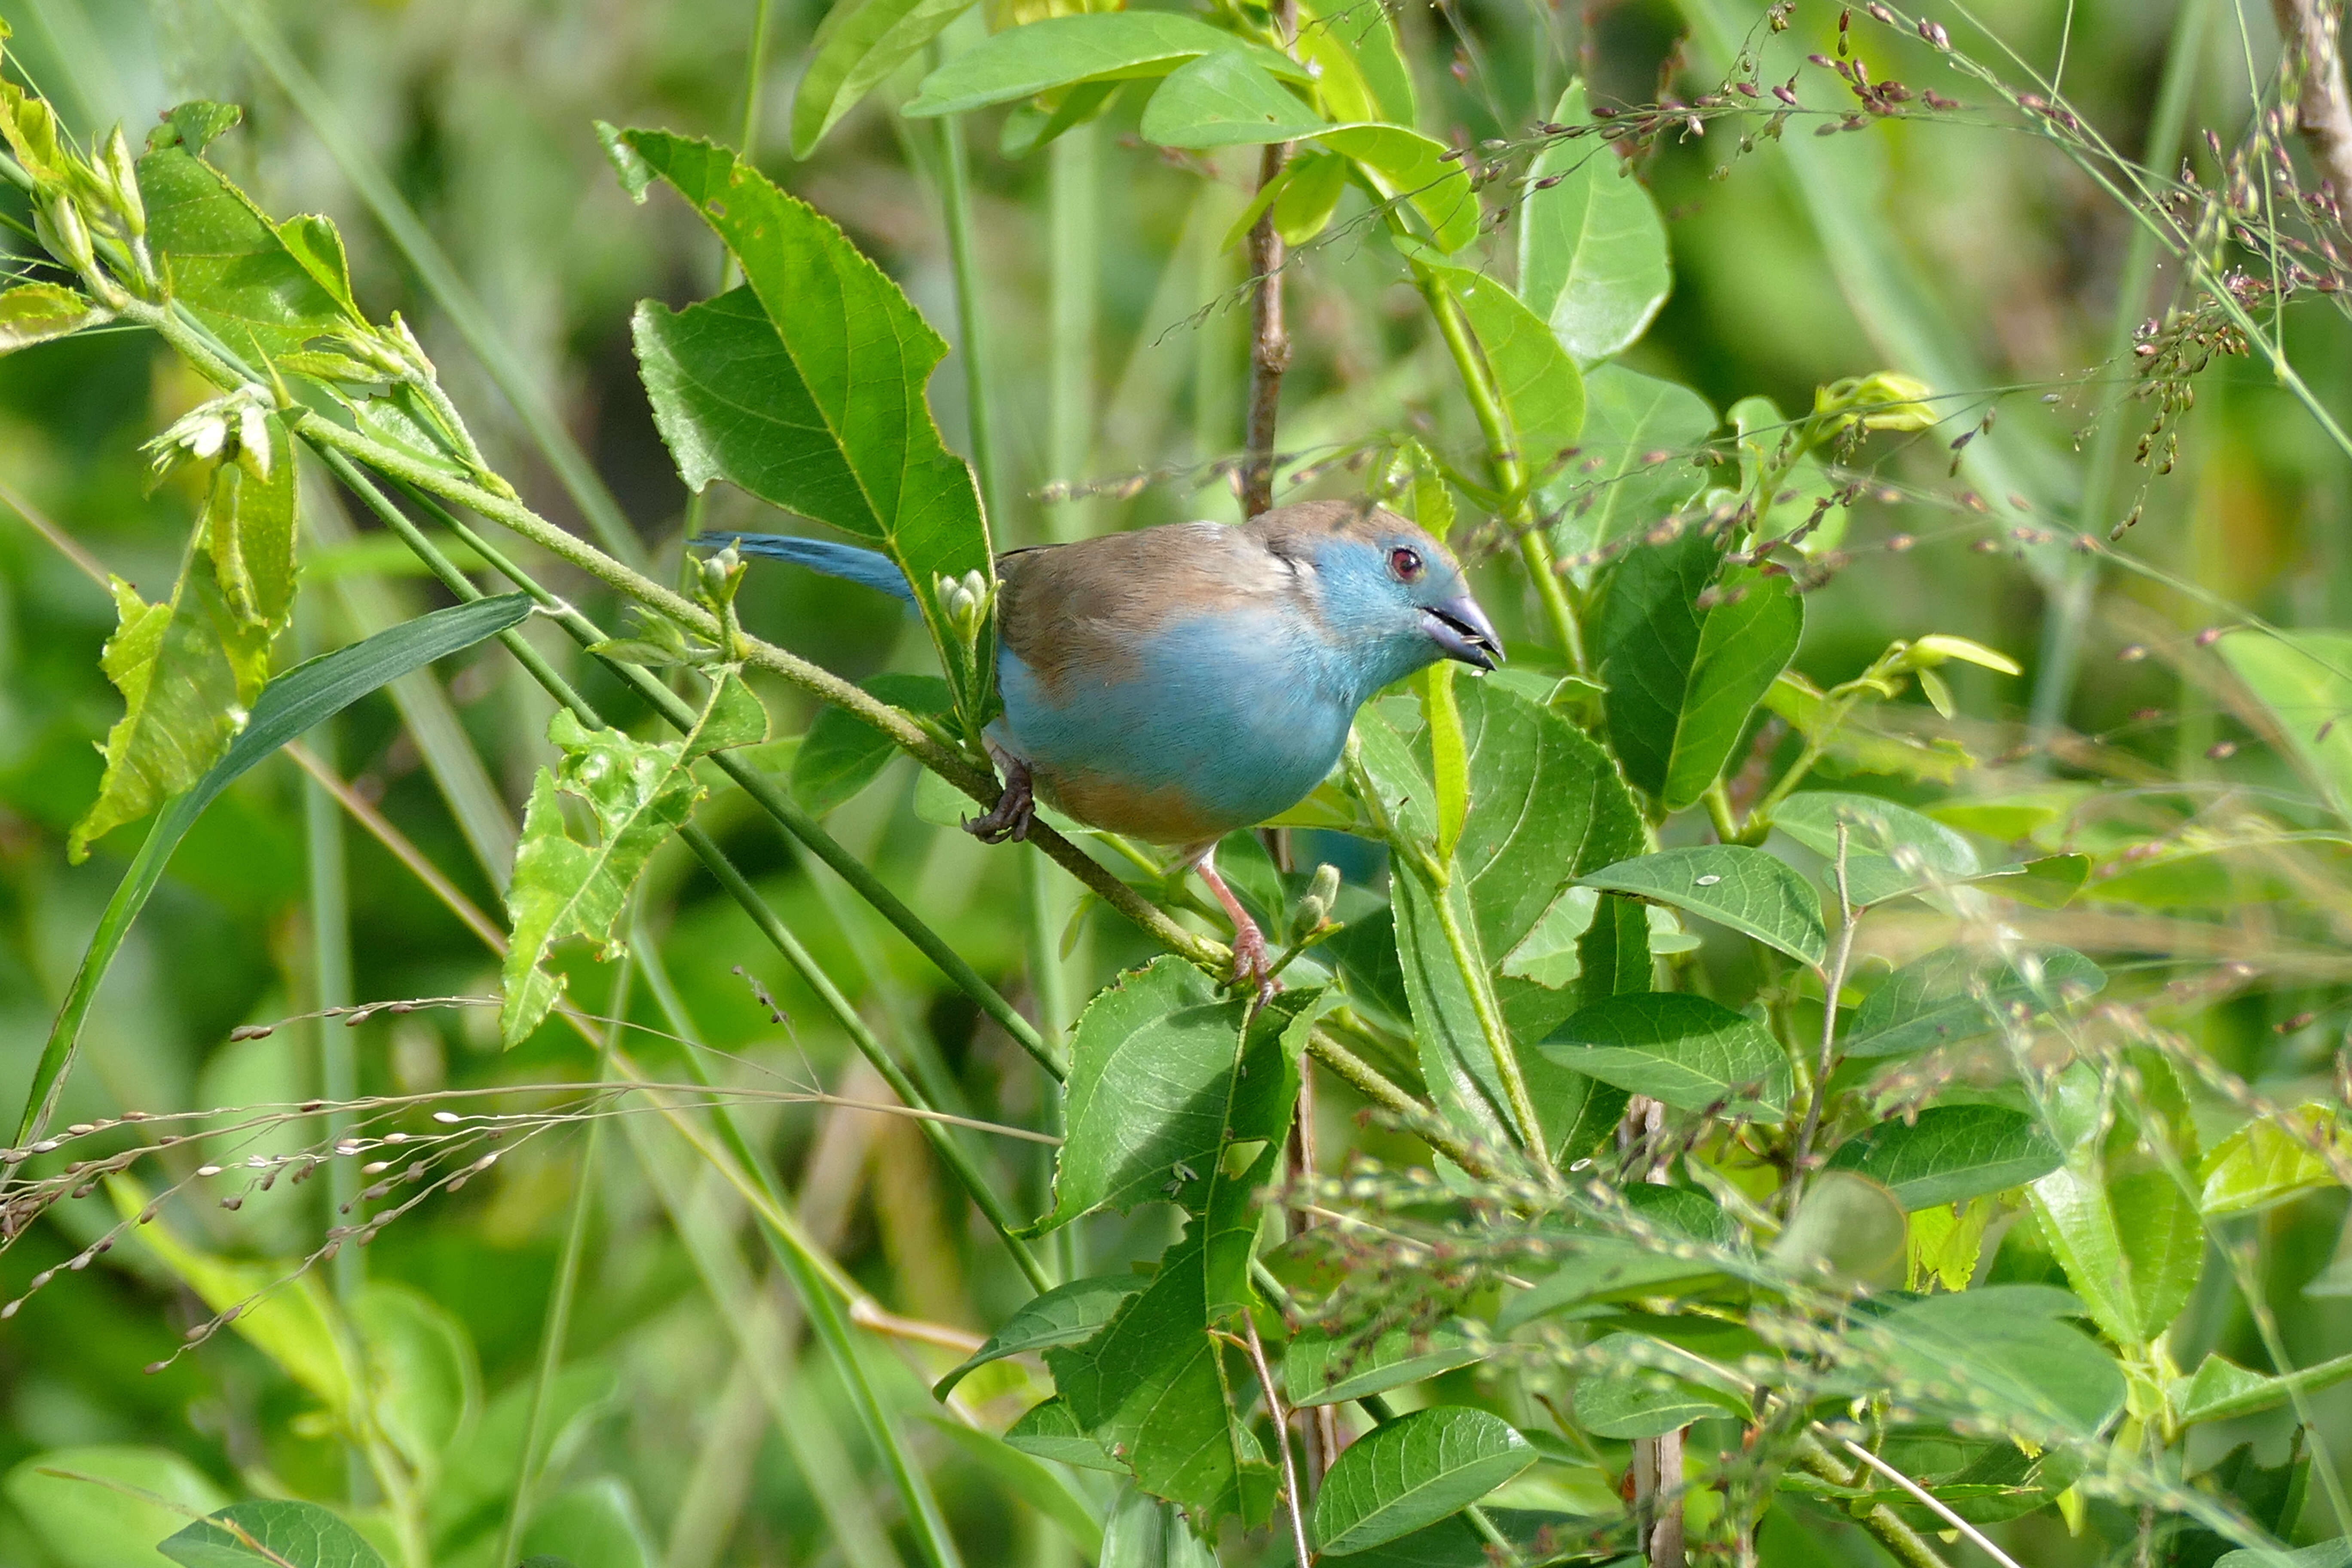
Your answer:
[1251,500,1504,694]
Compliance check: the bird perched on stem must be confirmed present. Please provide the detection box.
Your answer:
[705,498,1503,998]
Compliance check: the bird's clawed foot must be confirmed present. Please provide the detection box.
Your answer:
[964,754,1035,844]
[1228,915,1278,1011]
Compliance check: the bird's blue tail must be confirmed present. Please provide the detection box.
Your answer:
[692,533,914,603]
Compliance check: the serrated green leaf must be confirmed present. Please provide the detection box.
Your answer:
[137,146,357,364]
[934,1274,1142,1398]
[70,550,275,864]
[1540,364,1714,563]
[501,674,766,1046]
[1284,1320,1481,1408]
[1540,992,1790,1120]
[202,416,299,632]
[1595,524,1800,811]
[1842,945,2105,1059]
[2176,1349,2352,1427]
[1037,958,1318,1228]
[161,1500,387,1568]
[1579,845,1826,965]
[0,282,110,353]
[1138,49,1323,147]
[622,130,995,715]
[1825,1106,2061,1210]
[903,13,1306,116]
[791,0,979,158]
[148,101,244,155]
[1046,1201,1278,1525]
[2031,1160,2203,1349]
[1312,1407,1534,1556]
[1003,1398,1127,1473]
[2199,1106,2347,1216]
[1518,82,1670,364]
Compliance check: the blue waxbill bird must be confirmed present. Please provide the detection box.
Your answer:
[704,498,1504,994]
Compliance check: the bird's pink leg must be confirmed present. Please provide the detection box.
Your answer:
[1190,844,1278,1007]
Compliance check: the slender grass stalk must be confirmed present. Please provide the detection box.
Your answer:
[295,598,366,1505]
[310,446,1054,1288]
[494,945,629,1568]
[930,46,1005,536]
[214,0,647,569]
[2027,0,2211,750]
[1046,123,1097,544]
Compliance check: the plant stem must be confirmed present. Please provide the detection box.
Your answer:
[1047,122,1097,542]
[1239,1313,1314,1568]
[494,948,626,1568]
[1787,824,1855,1207]
[1415,265,1586,673]
[1240,0,1300,517]
[1424,866,1550,1176]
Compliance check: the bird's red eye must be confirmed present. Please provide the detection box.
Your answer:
[1389,547,1424,582]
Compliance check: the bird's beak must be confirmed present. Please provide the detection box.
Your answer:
[1421,594,1504,671]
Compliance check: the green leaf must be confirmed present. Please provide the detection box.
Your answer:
[202,415,300,632]
[791,0,978,157]
[15,593,534,1142]
[69,547,274,865]
[1324,125,1479,254]
[1098,1485,1219,1568]
[1594,524,1800,811]
[137,145,358,364]
[1427,264,1585,483]
[1271,149,1350,245]
[1579,845,1826,965]
[353,1283,481,1486]
[1295,0,1415,126]
[922,1415,1106,1558]
[1312,1407,1534,1556]
[4,1447,229,1568]
[1497,1187,1741,1328]
[1825,1106,2061,1210]
[1772,790,1980,907]
[1763,671,1974,784]
[1284,1320,1482,1408]
[2214,1545,2352,1568]
[149,101,245,154]
[2199,1106,2346,1216]
[1841,945,2105,1059]
[1421,662,1469,861]
[1573,1335,1749,1439]
[1540,364,1715,563]
[1518,83,1671,364]
[791,673,950,817]
[2218,628,2352,824]
[160,1501,388,1568]
[1852,1286,2127,1441]
[501,673,766,1047]
[2030,1161,2203,1348]
[1356,685,1645,1154]
[1137,49,1323,147]
[2176,1349,2352,1427]
[0,281,110,352]
[1003,1398,1127,1473]
[1046,1204,1279,1525]
[1038,958,1319,1228]
[934,1273,1142,1398]
[903,13,1306,116]
[518,1479,655,1568]
[622,130,995,715]
[1540,992,1790,1120]
[1772,1170,1908,1288]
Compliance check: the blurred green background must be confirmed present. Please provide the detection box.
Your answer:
[4,0,2352,1563]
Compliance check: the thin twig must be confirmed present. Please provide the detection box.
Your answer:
[1240,1312,1316,1568]
[1240,0,1300,517]
[1788,821,1855,1200]
[1837,1438,2027,1568]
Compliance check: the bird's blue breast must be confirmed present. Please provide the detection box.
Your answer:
[994,605,1363,845]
